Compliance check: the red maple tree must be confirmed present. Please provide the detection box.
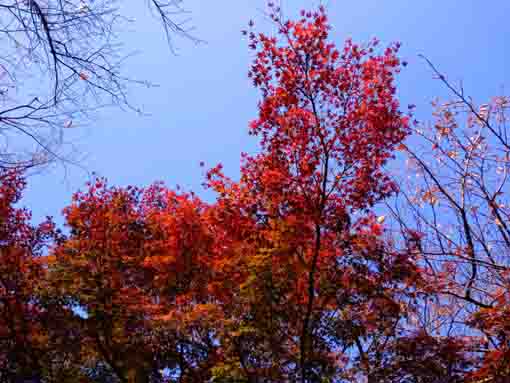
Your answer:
[201,6,420,381]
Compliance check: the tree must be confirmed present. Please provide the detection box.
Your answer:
[200,6,419,382]
[0,0,195,170]
[0,169,84,382]
[390,58,510,381]
[47,179,220,382]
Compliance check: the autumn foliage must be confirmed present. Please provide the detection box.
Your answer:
[1,5,509,383]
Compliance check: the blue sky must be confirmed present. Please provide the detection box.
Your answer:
[24,0,510,224]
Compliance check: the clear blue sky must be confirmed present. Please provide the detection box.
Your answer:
[24,0,510,224]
